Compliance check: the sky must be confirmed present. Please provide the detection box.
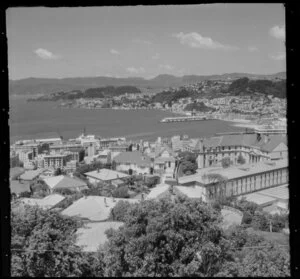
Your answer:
[6,4,286,80]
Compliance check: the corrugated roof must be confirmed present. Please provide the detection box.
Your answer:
[114,151,151,167]
[76,222,124,252]
[61,196,138,221]
[85,169,129,181]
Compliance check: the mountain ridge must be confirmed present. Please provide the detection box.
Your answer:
[9,72,286,96]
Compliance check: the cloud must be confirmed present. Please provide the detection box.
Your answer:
[126,67,145,74]
[248,46,259,52]
[34,48,60,60]
[172,32,239,50]
[269,25,285,40]
[110,49,120,55]
[159,64,174,71]
[269,52,286,61]
[132,38,153,45]
[152,53,160,60]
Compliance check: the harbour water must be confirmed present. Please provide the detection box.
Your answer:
[9,99,244,143]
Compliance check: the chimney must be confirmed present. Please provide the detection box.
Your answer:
[264,135,270,144]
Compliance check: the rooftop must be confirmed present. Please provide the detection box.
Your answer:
[19,169,45,181]
[145,184,170,200]
[114,151,151,167]
[10,180,31,195]
[85,168,129,181]
[43,175,87,190]
[178,159,288,185]
[61,196,139,221]
[76,221,124,252]
[21,194,65,210]
[174,185,206,200]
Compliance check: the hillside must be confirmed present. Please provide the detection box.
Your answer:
[226,78,286,98]
[184,102,216,112]
[27,86,141,101]
[9,72,286,96]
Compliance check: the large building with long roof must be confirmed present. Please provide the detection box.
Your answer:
[190,133,287,168]
[178,159,288,201]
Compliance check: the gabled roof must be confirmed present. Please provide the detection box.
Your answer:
[145,184,170,200]
[114,151,151,167]
[43,175,87,190]
[261,135,287,152]
[21,194,65,210]
[174,185,206,200]
[19,169,45,181]
[76,222,124,252]
[85,169,129,181]
[61,196,138,221]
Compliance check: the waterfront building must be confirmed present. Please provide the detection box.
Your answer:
[178,159,288,201]
[49,143,82,153]
[84,168,129,185]
[114,151,152,175]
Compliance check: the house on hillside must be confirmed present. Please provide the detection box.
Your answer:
[113,151,152,175]
[43,175,88,193]
[153,146,176,178]
[84,168,129,186]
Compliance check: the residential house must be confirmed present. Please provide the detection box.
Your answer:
[84,168,129,186]
[43,175,88,193]
[21,194,65,210]
[114,151,152,175]
[19,168,46,183]
[61,196,138,221]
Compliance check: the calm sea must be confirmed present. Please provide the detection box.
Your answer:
[9,99,243,143]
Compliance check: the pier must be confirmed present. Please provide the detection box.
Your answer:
[160,116,212,123]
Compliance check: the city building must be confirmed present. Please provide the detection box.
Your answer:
[43,153,73,169]
[178,159,288,201]
[194,134,287,168]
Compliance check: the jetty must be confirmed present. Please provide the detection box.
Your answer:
[160,115,213,123]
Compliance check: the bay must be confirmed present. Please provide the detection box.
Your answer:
[9,100,244,143]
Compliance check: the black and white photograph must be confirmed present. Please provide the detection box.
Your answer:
[6,3,290,277]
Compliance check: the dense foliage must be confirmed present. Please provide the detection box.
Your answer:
[152,88,196,105]
[178,151,198,175]
[221,157,232,168]
[102,197,230,277]
[226,77,286,98]
[11,203,86,277]
[184,101,216,112]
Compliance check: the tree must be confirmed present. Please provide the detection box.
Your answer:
[102,197,232,277]
[112,186,130,199]
[237,154,246,165]
[221,157,231,168]
[202,173,228,201]
[54,167,63,176]
[109,200,133,222]
[11,203,86,277]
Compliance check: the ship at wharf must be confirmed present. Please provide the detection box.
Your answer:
[160,115,213,123]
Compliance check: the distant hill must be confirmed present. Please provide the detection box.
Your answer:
[226,77,286,98]
[9,72,286,96]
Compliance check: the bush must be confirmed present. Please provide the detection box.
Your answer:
[221,157,231,168]
[237,154,246,165]
[112,186,130,199]
[109,200,132,222]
